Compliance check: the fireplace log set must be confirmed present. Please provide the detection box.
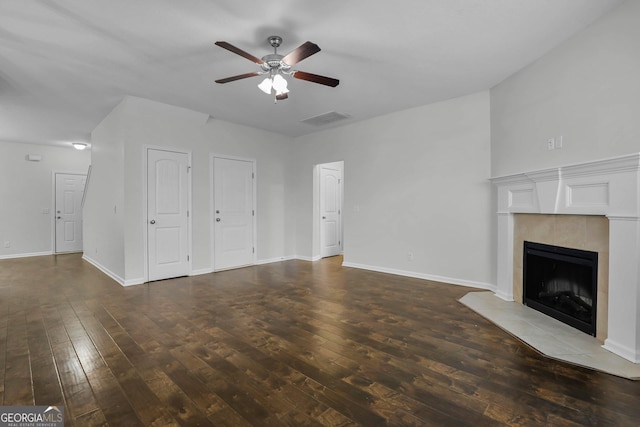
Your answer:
[537,289,592,322]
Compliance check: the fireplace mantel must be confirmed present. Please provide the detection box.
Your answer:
[490,153,640,363]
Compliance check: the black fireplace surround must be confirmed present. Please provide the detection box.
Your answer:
[523,241,598,336]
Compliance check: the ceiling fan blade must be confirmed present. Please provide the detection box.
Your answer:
[293,71,340,87]
[282,41,321,65]
[215,41,265,65]
[275,93,289,101]
[215,72,260,84]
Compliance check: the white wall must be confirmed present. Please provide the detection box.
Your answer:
[0,141,90,258]
[293,91,494,288]
[119,97,210,283]
[85,93,494,289]
[7,92,494,289]
[491,0,640,176]
[83,101,126,281]
[201,118,296,267]
[85,96,295,284]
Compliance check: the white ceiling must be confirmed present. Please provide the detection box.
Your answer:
[0,0,625,147]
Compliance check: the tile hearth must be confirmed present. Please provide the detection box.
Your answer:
[460,291,640,380]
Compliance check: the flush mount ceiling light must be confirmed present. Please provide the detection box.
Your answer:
[72,142,88,150]
[214,36,339,103]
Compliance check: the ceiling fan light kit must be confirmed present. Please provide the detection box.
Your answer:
[258,73,289,99]
[215,36,339,103]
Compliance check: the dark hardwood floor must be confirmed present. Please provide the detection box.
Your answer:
[1,254,639,426]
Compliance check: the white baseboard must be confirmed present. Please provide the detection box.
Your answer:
[193,255,318,271]
[81,255,496,293]
[190,267,214,276]
[295,255,322,262]
[494,290,515,302]
[341,261,496,291]
[0,251,52,260]
[84,257,213,284]
[123,277,145,286]
[603,339,640,364]
[255,255,296,265]
[82,254,128,286]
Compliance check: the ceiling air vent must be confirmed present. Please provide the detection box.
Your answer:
[300,111,350,127]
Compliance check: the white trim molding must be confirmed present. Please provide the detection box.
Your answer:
[0,251,53,260]
[342,261,495,291]
[295,255,322,262]
[490,153,640,363]
[190,268,214,276]
[255,256,297,265]
[83,254,127,286]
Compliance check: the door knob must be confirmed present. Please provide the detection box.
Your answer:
[322,216,326,219]
[216,218,221,222]
[57,216,61,219]
[150,220,156,224]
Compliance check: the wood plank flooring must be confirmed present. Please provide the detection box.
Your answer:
[1,254,640,426]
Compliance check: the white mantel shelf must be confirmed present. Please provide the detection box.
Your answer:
[490,153,640,364]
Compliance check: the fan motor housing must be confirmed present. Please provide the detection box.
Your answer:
[261,54,291,71]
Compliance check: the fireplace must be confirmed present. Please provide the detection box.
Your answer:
[523,241,597,336]
[490,153,640,363]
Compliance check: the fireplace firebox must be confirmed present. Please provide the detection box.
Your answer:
[523,241,598,336]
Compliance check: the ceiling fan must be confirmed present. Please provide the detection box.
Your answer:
[214,36,339,102]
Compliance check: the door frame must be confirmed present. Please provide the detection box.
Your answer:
[210,153,257,271]
[51,171,87,254]
[142,145,193,283]
[314,161,344,260]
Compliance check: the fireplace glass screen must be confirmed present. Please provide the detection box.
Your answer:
[523,241,597,336]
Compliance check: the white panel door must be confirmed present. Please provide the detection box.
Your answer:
[147,149,189,281]
[55,173,86,253]
[213,157,254,271]
[320,166,342,258]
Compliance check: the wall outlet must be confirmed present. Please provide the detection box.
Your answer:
[4,241,10,248]
[408,252,414,261]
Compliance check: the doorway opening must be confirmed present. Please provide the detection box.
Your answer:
[315,161,344,259]
[145,147,191,282]
[54,172,87,254]
[211,155,256,271]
